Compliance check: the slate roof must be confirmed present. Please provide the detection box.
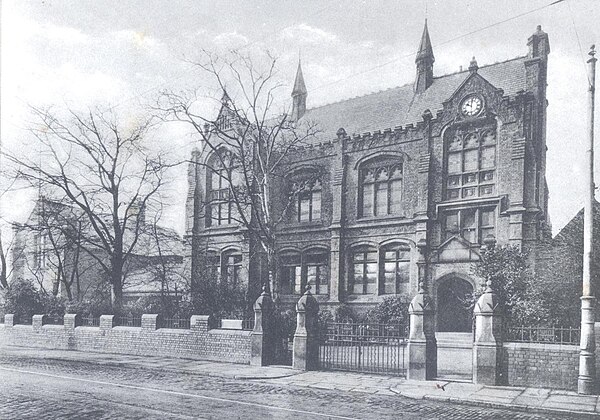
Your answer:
[300,55,529,142]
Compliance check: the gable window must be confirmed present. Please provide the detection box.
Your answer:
[295,179,322,223]
[350,248,378,295]
[280,250,329,295]
[445,129,496,201]
[443,207,496,244]
[381,245,410,295]
[206,153,241,227]
[359,162,402,218]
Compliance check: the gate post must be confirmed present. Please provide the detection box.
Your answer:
[251,286,274,366]
[473,279,503,385]
[407,281,437,380]
[293,285,319,370]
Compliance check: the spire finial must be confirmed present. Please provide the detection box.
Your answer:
[469,56,479,73]
[415,19,435,93]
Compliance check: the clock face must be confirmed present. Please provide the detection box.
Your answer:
[461,96,483,117]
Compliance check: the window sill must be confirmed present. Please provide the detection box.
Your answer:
[356,214,407,222]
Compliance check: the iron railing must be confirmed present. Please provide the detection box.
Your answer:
[506,326,580,345]
[43,315,64,326]
[242,318,255,330]
[116,316,142,328]
[16,316,33,325]
[79,316,100,327]
[160,318,190,329]
[319,321,407,375]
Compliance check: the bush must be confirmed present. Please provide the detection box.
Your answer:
[365,296,410,325]
[334,304,358,322]
[1,279,66,319]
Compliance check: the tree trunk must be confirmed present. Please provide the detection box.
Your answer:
[0,231,8,289]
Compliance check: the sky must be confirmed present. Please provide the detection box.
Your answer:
[1,0,599,237]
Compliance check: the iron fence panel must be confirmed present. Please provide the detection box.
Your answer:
[506,326,580,344]
[319,321,407,376]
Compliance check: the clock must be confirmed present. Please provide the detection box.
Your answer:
[460,95,483,117]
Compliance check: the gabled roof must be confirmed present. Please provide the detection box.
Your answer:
[300,56,528,142]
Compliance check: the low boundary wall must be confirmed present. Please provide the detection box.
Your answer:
[0,314,251,364]
[503,342,579,390]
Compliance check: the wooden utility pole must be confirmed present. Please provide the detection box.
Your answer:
[579,44,597,395]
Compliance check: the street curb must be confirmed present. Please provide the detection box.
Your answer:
[389,388,600,418]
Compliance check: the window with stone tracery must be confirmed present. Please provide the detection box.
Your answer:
[359,161,403,218]
[444,128,496,201]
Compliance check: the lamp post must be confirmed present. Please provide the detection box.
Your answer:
[579,45,597,395]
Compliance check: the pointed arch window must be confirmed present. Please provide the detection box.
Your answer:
[445,129,496,201]
[359,162,403,218]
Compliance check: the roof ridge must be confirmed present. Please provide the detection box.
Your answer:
[305,54,528,113]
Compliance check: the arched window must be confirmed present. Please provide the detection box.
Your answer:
[350,246,378,295]
[280,249,329,295]
[445,128,496,201]
[281,252,302,295]
[359,161,402,218]
[206,151,240,226]
[222,250,242,287]
[381,245,410,295]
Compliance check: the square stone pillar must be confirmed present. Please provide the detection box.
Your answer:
[99,315,115,331]
[251,286,274,366]
[32,315,44,332]
[64,314,78,330]
[473,280,504,385]
[407,285,437,380]
[141,314,159,330]
[4,314,14,327]
[293,286,319,370]
[190,315,211,333]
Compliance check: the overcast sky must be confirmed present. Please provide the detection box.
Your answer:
[1,0,599,236]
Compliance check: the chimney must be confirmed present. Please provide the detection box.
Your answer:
[528,25,550,61]
[415,20,435,93]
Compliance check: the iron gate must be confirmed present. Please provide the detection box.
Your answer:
[319,321,407,375]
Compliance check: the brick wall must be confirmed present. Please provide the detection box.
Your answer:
[503,342,579,390]
[0,314,251,365]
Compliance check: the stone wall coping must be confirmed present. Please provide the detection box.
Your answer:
[209,329,251,336]
[13,324,33,329]
[154,328,191,334]
[41,325,63,330]
[141,314,159,319]
[113,326,142,330]
[503,341,579,351]
[75,326,100,330]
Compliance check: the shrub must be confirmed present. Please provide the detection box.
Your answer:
[2,279,45,319]
[365,295,410,325]
[334,303,358,322]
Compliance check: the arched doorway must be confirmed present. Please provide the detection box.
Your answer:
[437,277,474,332]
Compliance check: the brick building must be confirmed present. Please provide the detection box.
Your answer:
[12,197,185,304]
[185,23,552,331]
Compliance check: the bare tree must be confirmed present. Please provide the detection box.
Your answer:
[6,106,173,309]
[157,50,320,300]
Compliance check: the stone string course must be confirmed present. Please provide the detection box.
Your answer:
[0,314,251,364]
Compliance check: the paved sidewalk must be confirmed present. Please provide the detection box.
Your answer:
[3,345,600,417]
